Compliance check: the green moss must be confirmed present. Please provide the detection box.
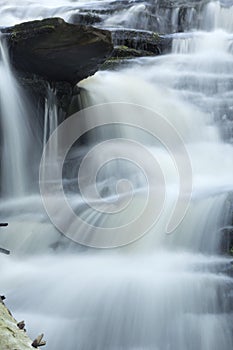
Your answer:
[10,24,56,41]
[100,57,124,70]
[152,32,160,40]
[112,45,154,59]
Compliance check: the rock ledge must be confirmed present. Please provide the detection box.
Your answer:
[2,17,113,85]
[0,300,39,350]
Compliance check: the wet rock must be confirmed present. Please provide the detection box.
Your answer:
[87,0,204,34]
[69,12,102,26]
[100,30,170,72]
[77,0,134,16]
[18,73,74,114]
[2,17,113,85]
[112,45,154,58]
[100,57,131,71]
[100,45,154,71]
[111,29,172,54]
[220,192,233,254]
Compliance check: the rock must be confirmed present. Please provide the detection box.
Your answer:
[111,45,154,59]
[145,0,203,33]
[100,57,130,71]
[75,0,133,16]
[17,72,83,120]
[77,0,204,34]
[220,192,233,254]
[111,29,172,55]
[17,320,26,330]
[69,12,102,26]
[100,45,155,71]
[2,17,113,85]
[0,301,38,349]
[19,73,74,114]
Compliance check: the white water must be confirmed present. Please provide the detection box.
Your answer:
[0,0,233,32]
[202,1,233,32]
[1,1,233,350]
[0,38,32,197]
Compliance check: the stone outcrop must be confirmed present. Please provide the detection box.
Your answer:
[2,17,113,85]
[0,17,173,117]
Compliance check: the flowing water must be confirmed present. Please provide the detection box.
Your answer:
[1,1,233,349]
[0,38,32,197]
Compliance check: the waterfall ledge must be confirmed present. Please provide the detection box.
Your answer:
[1,17,113,85]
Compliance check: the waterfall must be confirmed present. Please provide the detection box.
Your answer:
[0,1,233,350]
[0,37,31,197]
[202,1,233,32]
[43,87,58,148]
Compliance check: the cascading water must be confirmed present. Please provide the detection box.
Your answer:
[0,37,31,197]
[1,1,233,350]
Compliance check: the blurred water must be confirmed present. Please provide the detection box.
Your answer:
[0,38,32,197]
[0,1,233,350]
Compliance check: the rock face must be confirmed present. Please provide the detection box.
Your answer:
[221,193,233,254]
[111,30,172,55]
[68,0,204,34]
[19,73,75,114]
[100,29,172,71]
[2,17,113,85]
[0,300,37,350]
[69,12,102,26]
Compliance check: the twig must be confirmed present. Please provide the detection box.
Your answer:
[0,247,10,255]
[32,333,46,348]
[0,223,10,255]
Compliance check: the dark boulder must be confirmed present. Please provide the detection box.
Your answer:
[2,17,113,85]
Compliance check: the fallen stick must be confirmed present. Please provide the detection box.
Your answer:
[0,223,10,255]
[32,333,46,348]
[0,247,10,255]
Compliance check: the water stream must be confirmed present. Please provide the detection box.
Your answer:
[0,1,233,349]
